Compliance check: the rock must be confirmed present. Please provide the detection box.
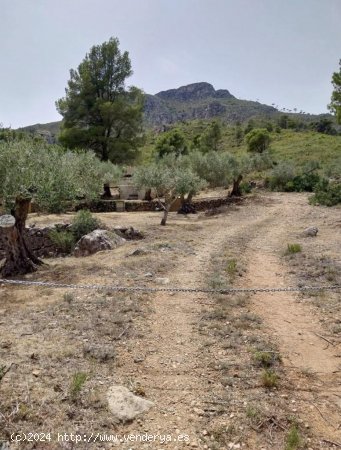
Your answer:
[155,277,170,285]
[83,343,116,362]
[129,248,148,256]
[113,226,144,240]
[107,385,153,422]
[74,229,125,257]
[304,226,318,237]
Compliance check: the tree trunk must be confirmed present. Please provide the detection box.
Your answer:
[230,174,243,197]
[101,183,112,198]
[160,207,169,226]
[144,189,152,201]
[1,197,43,277]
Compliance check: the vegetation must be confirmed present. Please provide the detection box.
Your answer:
[155,128,188,158]
[71,209,102,242]
[286,243,302,254]
[285,425,302,450]
[245,128,271,153]
[310,179,341,206]
[0,139,119,276]
[261,369,279,388]
[49,230,75,254]
[56,37,144,164]
[69,372,87,402]
[328,59,341,124]
[134,160,206,225]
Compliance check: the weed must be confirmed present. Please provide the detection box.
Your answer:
[226,259,237,276]
[285,425,302,450]
[69,372,87,401]
[63,292,75,304]
[286,243,302,254]
[253,351,276,367]
[261,369,279,388]
[246,405,261,421]
[72,209,101,241]
[49,229,75,254]
[0,365,7,383]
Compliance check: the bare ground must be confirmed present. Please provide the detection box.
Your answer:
[0,191,340,449]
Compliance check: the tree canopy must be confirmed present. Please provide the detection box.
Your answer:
[0,139,121,214]
[155,128,188,158]
[328,59,341,124]
[245,128,271,153]
[56,37,144,163]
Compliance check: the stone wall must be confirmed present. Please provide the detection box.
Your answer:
[0,224,70,259]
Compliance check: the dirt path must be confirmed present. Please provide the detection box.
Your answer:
[114,192,340,448]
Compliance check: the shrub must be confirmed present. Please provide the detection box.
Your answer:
[69,372,87,402]
[286,172,321,192]
[286,243,302,254]
[267,162,295,191]
[310,180,341,206]
[261,369,278,388]
[245,128,271,153]
[71,209,101,241]
[285,425,302,450]
[49,229,75,254]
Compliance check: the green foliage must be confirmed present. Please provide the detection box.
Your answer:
[49,230,75,254]
[0,139,120,213]
[328,59,341,124]
[286,243,302,254]
[69,372,87,402]
[56,37,144,163]
[253,351,280,368]
[310,179,341,206]
[155,128,188,158]
[197,121,222,152]
[245,128,271,153]
[261,369,278,388]
[310,117,336,135]
[71,210,101,242]
[285,425,302,450]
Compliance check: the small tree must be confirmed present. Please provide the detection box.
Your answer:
[198,121,222,152]
[328,59,341,124]
[155,128,188,158]
[134,164,205,225]
[245,128,271,153]
[0,139,120,276]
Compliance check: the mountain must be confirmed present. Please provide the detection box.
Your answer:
[19,82,326,135]
[144,82,277,127]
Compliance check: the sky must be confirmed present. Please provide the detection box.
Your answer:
[1,0,340,128]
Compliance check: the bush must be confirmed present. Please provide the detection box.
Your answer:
[286,243,302,254]
[71,210,101,241]
[310,179,341,206]
[285,172,321,192]
[245,128,271,153]
[267,162,295,191]
[261,369,278,388]
[49,229,75,254]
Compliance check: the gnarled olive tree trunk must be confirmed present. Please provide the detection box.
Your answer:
[229,174,243,197]
[0,197,43,277]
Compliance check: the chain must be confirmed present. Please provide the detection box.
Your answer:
[0,278,340,294]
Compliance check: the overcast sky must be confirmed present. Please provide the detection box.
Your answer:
[1,0,340,128]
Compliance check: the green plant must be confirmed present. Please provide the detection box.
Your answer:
[49,230,75,254]
[253,351,276,367]
[285,425,302,450]
[0,365,7,383]
[286,243,302,254]
[69,372,87,401]
[261,369,278,388]
[310,179,341,206]
[71,209,101,241]
[226,259,237,276]
[63,292,75,304]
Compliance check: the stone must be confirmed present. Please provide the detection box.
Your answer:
[113,226,144,240]
[155,277,170,285]
[107,385,153,422]
[129,248,148,256]
[304,226,318,237]
[74,229,125,257]
[83,343,116,362]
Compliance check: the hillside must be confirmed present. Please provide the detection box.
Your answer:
[19,82,330,137]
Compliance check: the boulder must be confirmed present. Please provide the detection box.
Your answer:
[74,229,125,257]
[113,226,144,240]
[107,385,153,422]
[304,226,319,237]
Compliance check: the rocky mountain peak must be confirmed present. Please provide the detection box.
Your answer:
[155,82,234,102]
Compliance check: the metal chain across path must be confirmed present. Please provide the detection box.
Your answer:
[0,278,340,294]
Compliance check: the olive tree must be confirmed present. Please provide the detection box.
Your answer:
[0,139,121,276]
[133,163,206,225]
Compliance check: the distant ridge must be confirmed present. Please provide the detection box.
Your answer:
[19,82,328,135]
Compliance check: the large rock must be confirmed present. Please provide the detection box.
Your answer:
[74,229,125,257]
[107,385,154,422]
[304,226,319,237]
